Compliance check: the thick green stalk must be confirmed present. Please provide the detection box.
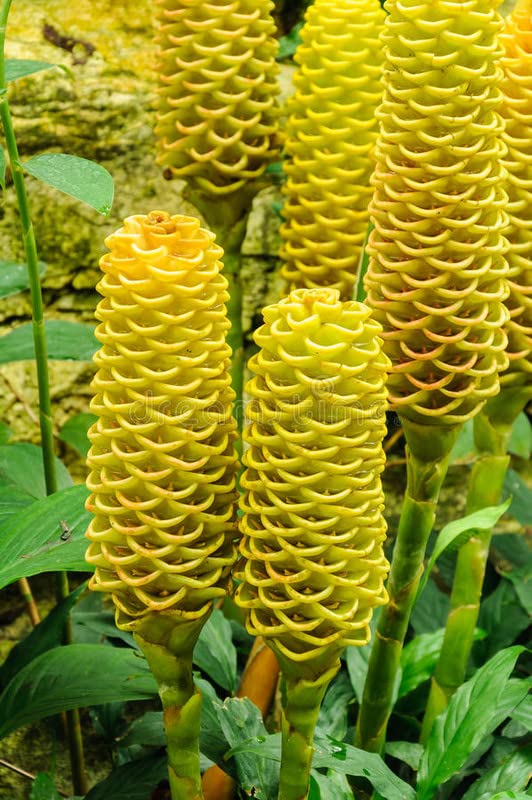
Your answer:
[355,420,459,753]
[0,5,86,793]
[420,389,530,741]
[135,614,207,800]
[278,667,337,800]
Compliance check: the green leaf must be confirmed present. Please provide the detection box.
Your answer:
[385,741,423,771]
[450,419,476,463]
[72,591,137,648]
[0,320,97,364]
[475,581,530,661]
[0,485,34,527]
[0,422,12,445]
[508,413,532,460]
[0,583,86,691]
[417,646,525,800]
[217,697,278,800]
[84,753,167,800]
[196,677,230,766]
[23,154,114,215]
[120,711,165,749]
[503,469,532,526]
[0,260,47,299]
[317,672,353,740]
[355,222,373,303]
[399,628,484,698]
[0,484,92,589]
[5,59,59,82]
[30,773,61,800]
[486,794,532,800]
[508,694,532,732]
[311,770,353,800]
[276,22,303,61]
[416,499,511,601]
[0,146,5,190]
[194,608,237,693]
[462,744,532,800]
[0,442,72,498]
[59,412,97,457]
[411,579,450,635]
[0,644,157,738]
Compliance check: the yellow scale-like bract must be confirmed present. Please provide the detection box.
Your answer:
[155,0,280,195]
[500,0,532,388]
[281,0,385,300]
[235,289,390,676]
[364,0,510,425]
[86,211,239,631]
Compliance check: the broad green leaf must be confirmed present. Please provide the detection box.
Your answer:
[355,222,374,302]
[503,469,532,526]
[385,741,423,771]
[5,59,59,82]
[411,579,450,635]
[508,694,532,732]
[84,753,167,800]
[0,260,46,299]
[475,581,530,661]
[416,500,511,601]
[417,646,525,800]
[508,413,532,460]
[317,672,353,740]
[0,320,97,364]
[120,711,165,749]
[450,419,476,463]
[276,22,303,61]
[462,744,532,800]
[0,485,34,527]
[29,773,61,800]
[194,608,237,692]
[58,412,97,457]
[0,484,92,589]
[399,628,484,698]
[486,794,531,800]
[0,442,72,498]
[196,677,231,767]
[0,583,86,690]
[0,422,12,444]
[0,644,157,738]
[0,147,5,190]
[311,770,353,800]
[345,607,380,700]
[72,591,137,648]
[217,697,278,800]
[23,154,114,215]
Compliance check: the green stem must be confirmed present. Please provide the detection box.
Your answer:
[420,389,530,742]
[0,6,86,793]
[278,667,337,800]
[135,614,207,800]
[355,419,460,753]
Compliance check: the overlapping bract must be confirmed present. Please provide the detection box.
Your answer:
[281,0,385,300]
[154,0,280,195]
[235,289,389,676]
[85,211,238,630]
[500,0,532,388]
[364,0,510,425]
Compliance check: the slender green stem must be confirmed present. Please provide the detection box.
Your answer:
[135,614,207,800]
[355,419,459,753]
[0,5,86,793]
[278,667,337,800]
[420,389,530,742]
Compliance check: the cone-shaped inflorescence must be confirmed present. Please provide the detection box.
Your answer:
[154,0,280,198]
[85,211,239,800]
[356,0,510,755]
[280,0,385,301]
[364,0,510,427]
[235,288,389,799]
[499,0,532,390]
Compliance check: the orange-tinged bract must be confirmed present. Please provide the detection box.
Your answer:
[364,0,510,425]
[85,211,239,631]
[500,0,532,388]
[281,0,385,300]
[154,0,280,196]
[235,289,390,678]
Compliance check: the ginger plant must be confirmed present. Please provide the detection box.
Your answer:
[234,288,390,799]
[421,0,532,740]
[281,0,385,300]
[85,210,239,799]
[355,0,510,753]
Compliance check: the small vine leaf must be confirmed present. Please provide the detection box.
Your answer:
[416,499,511,601]
[23,153,114,215]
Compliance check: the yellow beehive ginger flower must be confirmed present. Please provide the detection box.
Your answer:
[364,0,510,426]
[85,211,239,631]
[500,0,532,388]
[281,0,385,300]
[154,0,280,196]
[235,289,390,680]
